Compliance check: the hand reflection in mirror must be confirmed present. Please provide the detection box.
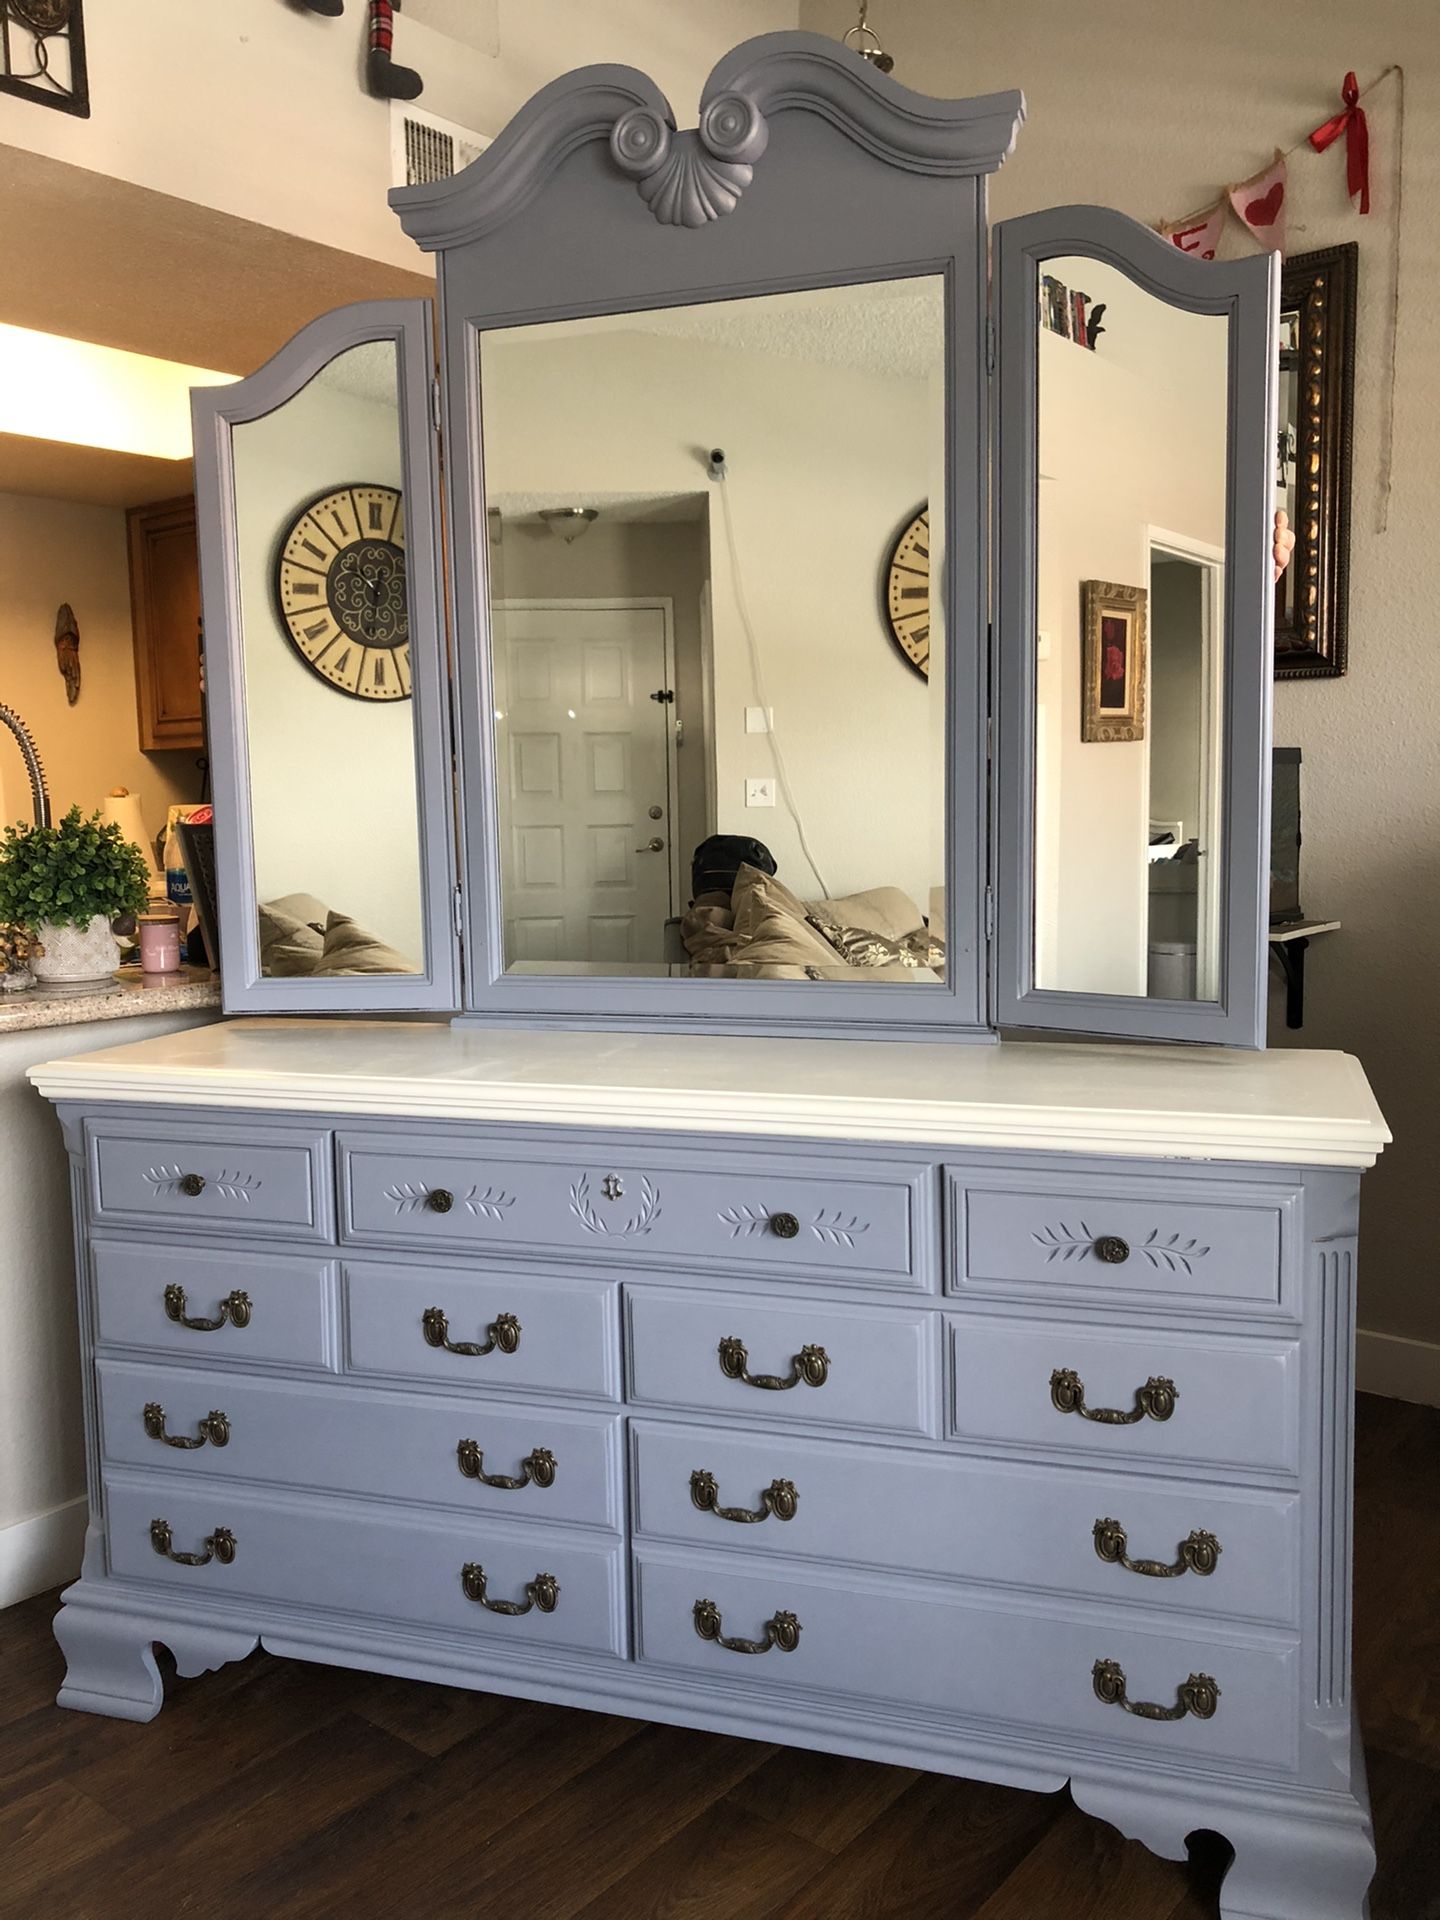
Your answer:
[1273,508,1295,583]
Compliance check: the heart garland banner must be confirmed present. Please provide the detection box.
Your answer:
[1157,68,1389,262]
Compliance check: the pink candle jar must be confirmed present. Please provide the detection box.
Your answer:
[138,914,182,975]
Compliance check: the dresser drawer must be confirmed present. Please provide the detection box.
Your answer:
[106,1475,625,1657]
[98,1362,622,1531]
[949,1317,1300,1476]
[947,1169,1295,1313]
[625,1288,937,1438]
[92,1240,335,1370]
[344,1262,620,1402]
[634,1548,1299,1772]
[88,1119,332,1242]
[630,1421,1298,1625]
[339,1134,934,1291]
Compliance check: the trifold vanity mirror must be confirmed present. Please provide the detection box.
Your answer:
[193,32,1278,1047]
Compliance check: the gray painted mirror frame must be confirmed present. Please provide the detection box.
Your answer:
[992,206,1279,1049]
[391,32,1025,1040]
[192,300,460,1013]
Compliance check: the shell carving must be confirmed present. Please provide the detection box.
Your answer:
[610,91,769,229]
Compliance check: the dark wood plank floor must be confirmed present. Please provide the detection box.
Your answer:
[2,1393,1435,1920]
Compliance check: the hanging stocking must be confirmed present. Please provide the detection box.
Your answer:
[367,0,422,100]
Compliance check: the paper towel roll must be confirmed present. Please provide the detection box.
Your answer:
[99,788,163,901]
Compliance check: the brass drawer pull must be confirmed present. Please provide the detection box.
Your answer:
[426,1187,455,1214]
[422,1308,521,1357]
[690,1469,798,1523]
[149,1519,236,1567]
[178,1172,206,1198]
[163,1284,251,1332]
[1094,1234,1130,1263]
[1050,1367,1176,1424]
[456,1440,556,1489]
[1093,1518,1221,1578]
[1092,1658,1220,1722]
[770,1211,800,1239]
[460,1563,559,1614]
[143,1402,230,1450]
[718,1336,829,1391]
[693,1597,801,1654]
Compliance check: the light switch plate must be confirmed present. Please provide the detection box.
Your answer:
[745,778,776,808]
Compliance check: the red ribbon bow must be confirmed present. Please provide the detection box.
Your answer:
[1309,71,1370,214]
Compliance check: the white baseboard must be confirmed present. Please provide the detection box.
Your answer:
[1357,1329,1440,1408]
[0,1497,86,1609]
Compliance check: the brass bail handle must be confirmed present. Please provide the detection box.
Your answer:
[690,1468,798,1523]
[456,1440,557,1490]
[422,1308,521,1357]
[150,1519,237,1567]
[1050,1367,1177,1424]
[163,1284,252,1332]
[1093,1518,1221,1578]
[693,1597,801,1655]
[1092,1658,1220,1722]
[718,1336,830,1391]
[460,1564,559,1615]
[143,1403,231,1450]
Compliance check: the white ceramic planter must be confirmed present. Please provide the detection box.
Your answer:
[30,914,123,989]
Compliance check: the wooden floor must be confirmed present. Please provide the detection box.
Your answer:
[3,1392,1436,1920]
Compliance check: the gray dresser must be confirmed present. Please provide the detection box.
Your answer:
[28,30,1390,1918]
[33,1025,1387,1920]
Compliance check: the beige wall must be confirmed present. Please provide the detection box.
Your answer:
[0,1,800,276]
[803,0,1440,1357]
[0,493,199,840]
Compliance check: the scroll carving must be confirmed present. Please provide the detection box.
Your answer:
[610,89,769,227]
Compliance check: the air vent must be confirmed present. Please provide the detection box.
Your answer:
[391,103,490,188]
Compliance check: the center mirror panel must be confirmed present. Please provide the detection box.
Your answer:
[1032,256,1229,1003]
[476,277,948,985]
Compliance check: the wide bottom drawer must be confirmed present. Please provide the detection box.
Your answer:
[633,1548,1299,1773]
[631,1421,1298,1626]
[99,1362,622,1531]
[105,1475,626,1659]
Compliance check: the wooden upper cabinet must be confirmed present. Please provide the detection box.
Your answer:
[127,495,204,752]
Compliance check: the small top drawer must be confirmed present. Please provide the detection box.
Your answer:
[89,1119,333,1243]
[626,1286,937,1438]
[339,1134,935,1291]
[947,1169,1296,1315]
[92,1240,335,1370]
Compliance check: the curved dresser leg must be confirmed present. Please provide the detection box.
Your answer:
[1071,1769,1375,1920]
[53,1590,259,1723]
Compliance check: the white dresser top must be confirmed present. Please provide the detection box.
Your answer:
[27,1019,1389,1169]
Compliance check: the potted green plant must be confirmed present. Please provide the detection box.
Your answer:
[0,806,150,988]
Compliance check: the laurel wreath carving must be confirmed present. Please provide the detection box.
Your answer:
[571,1174,660,1237]
[1032,1221,1211,1276]
[143,1165,259,1203]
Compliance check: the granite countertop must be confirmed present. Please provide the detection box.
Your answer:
[0,965,221,1035]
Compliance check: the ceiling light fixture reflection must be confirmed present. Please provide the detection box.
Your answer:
[0,323,237,462]
[540,506,599,543]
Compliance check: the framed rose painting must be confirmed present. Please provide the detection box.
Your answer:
[1081,580,1147,743]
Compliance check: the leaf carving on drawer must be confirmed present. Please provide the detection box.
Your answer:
[384,1182,435,1215]
[811,1209,870,1249]
[1136,1229,1211,1273]
[143,1165,260,1203]
[463,1185,516,1222]
[718,1204,773,1238]
[1031,1220,1211,1274]
[571,1173,660,1236]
